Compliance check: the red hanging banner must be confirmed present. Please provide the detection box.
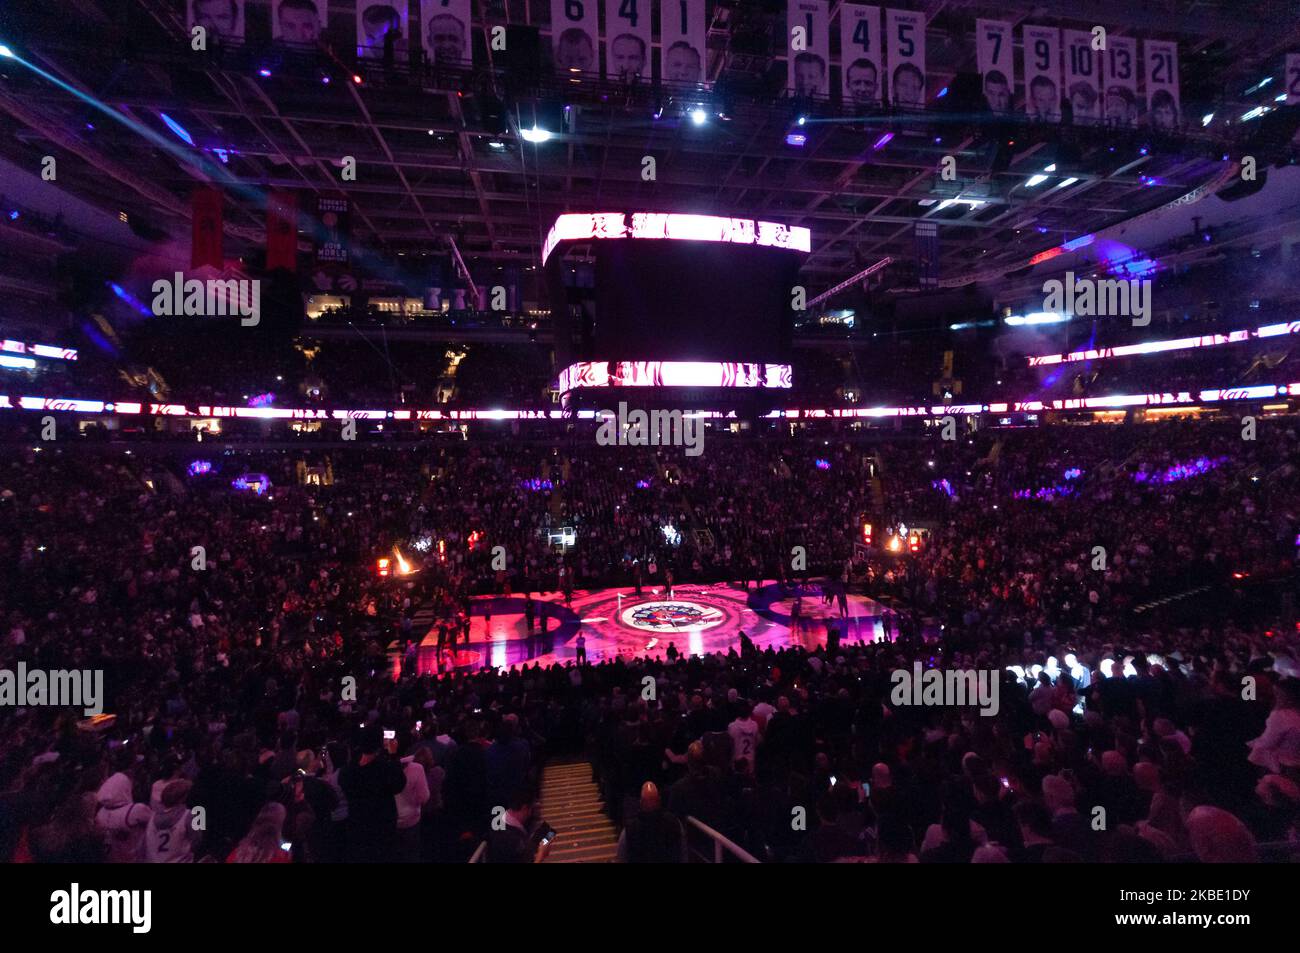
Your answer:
[265,190,299,271]
[191,186,224,269]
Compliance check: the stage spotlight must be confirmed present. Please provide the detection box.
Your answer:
[488,140,506,149]
[258,67,272,78]
[689,107,708,126]
[872,131,893,150]
[521,125,552,143]
[0,44,13,58]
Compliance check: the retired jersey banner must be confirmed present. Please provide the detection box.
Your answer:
[1288,54,1300,106]
[1144,39,1181,131]
[423,0,472,67]
[1104,35,1139,127]
[886,8,926,108]
[1023,25,1061,122]
[661,0,707,86]
[840,5,882,109]
[1063,29,1102,124]
[357,0,409,61]
[191,186,223,270]
[265,191,298,272]
[604,0,651,82]
[976,19,1014,114]
[788,0,831,98]
[270,0,326,45]
[551,0,598,74]
[189,0,245,43]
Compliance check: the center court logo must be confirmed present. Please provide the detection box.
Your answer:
[621,601,724,632]
[889,662,1000,717]
[595,402,703,457]
[50,883,151,934]
[151,271,260,326]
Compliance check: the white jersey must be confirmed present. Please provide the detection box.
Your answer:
[144,808,195,863]
[728,718,760,767]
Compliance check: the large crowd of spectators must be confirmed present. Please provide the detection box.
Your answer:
[0,415,1297,862]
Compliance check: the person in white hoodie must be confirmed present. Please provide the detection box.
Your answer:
[95,769,152,863]
[144,779,196,862]
[393,752,429,862]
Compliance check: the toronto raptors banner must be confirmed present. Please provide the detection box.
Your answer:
[661,0,707,86]
[604,0,651,83]
[191,186,223,269]
[976,19,1014,115]
[551,0,598,74]
[1022,25,1061,122]
[1062,29,1102,124]
[885,8,926,108]
[265,191,298,272]
[788,0,831,98]
[423,0,472,68]
[1144,39,1181,131]
[1104,35,1139,127]
[839,5,882,109]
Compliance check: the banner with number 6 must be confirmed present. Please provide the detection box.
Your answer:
[551,0,599,74]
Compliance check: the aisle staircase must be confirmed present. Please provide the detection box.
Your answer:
[538,759,619,863]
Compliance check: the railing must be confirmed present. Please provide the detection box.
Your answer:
[684,817,760,864]
[468,840,487,864]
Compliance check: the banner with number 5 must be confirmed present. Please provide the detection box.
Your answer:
[1144,39,1180,132]
[662,0,707,87]
[840,5,882,109]
[551,0,599,74]
[886,8,926,109]
[604,0,651,83]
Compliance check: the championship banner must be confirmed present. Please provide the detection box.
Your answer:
[1144,39,1181,131]
[788,0,831,98]
[551,0,598,74]
[1062,29,1102,124]
[191,186,223,270]
[604,0,651,83]
[886,8,926,108]
[270,0,326,45]
[188,0,245,43]
[314,195,350,266]
[265,191,298,272]
[976,19,1014,115]
[1104,36,1139,127]
[840,5,882,109]
[357,0,409,61]
[661,0,707,86]
[423,0,472,68]
[1288,53,1300,106]
[1022,25,1061,122]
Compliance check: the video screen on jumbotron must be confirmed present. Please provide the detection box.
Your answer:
[591,240,803,363]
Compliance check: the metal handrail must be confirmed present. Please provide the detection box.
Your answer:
[684,816,760,864]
